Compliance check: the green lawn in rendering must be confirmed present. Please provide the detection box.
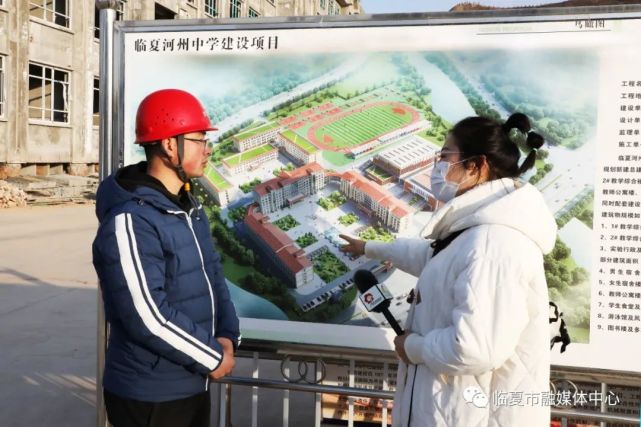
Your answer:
[366,166,392,180]
[318,191,347,211]
[338,213,359,226]
[223,144,275,166]
[273,215,300,231]
[322,151,353,167]
[567,326,589,344]
[281,130,318,153]
[311,250,350,283]
[234,122,280,141]
[359,226,395,243]
[314,104,414,149]
[205,164,231,190]
[295,232,318,248]
[219,249,254,284]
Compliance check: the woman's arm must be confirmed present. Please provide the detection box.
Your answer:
[364,238,433,278]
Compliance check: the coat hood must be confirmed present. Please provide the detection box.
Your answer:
[95,162,192,223]
[420,178,557,254]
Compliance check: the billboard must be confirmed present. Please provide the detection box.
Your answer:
[115,8,641,373]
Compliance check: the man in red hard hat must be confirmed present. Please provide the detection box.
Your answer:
[92,89,240,427]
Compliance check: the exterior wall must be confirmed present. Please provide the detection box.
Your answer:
[223,146,278,174]
[340,176,411,232]
[0,0,362,175]
[278,135,317,165]
[234,126,282,152]
[404,179,438,211]
[257,172,323,214]
[244,225,297,287]
[214,188,231,207]
[295,265,314,287]
[0,0,98,171]
[374,156,434,179]
[244,207,315,288]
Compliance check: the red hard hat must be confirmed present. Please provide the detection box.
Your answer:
[135,89,217,144]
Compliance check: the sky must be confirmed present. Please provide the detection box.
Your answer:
[360,0,562,14]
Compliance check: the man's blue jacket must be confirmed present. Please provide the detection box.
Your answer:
[93,162,240,402]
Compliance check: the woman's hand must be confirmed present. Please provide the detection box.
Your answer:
[394,332,412,364]
[339,234,366,257]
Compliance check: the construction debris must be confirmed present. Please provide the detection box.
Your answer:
[3,175,98,207]
[0,180,29,208]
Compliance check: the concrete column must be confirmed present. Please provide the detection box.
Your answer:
[6,0,29,165]
[70,0,97,166]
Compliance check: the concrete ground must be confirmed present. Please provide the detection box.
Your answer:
[0,204,329,427]
[0,204,98,427]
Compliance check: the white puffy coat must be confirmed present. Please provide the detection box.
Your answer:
[365,178,557,427]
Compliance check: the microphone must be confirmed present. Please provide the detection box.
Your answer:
[354,269,404,336]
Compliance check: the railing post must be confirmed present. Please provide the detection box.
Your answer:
[282,359,289,427]
[225,384,232,427]
[348,359,355,427]
[315,362,322,427]
[382,362,389,427]
[600,382,607,427]
[251,352,259,427]
[217,382,227,427]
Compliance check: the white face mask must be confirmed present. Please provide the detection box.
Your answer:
[430,159,472,202]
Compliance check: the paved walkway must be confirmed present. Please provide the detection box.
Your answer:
[0,204,321,427]
[0,205,98,426]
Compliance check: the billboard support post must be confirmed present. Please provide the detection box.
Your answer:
[96,1,117,426]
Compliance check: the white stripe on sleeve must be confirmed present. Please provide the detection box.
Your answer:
[114,213,221,370]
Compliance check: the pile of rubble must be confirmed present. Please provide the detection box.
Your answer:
[1,175,98,208]
[0,180,28,208]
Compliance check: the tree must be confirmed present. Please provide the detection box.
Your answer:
[548,287,562,302]
[536,149,549,160]
[547,275,564,290]
[552,240,571,261]
[558,265,572,286]
[571,268,589,286]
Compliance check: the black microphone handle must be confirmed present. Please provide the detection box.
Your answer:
[381,308,404,336]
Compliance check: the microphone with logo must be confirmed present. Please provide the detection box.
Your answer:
[354,269,404,336]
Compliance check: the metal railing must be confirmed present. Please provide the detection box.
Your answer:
[213,341,641,427]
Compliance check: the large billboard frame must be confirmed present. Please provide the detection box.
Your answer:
[105,3,641,374]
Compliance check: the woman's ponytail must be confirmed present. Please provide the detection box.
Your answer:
[451,111,545,179]
[502,112,531,134]
[518,131,545,174]
[501,112,545,175]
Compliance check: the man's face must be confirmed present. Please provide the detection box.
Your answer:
[180,132,212,178]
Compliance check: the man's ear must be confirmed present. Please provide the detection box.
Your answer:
[160,138,175,159]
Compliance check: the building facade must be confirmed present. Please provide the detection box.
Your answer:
[244,204,314,288]
[0,0,362,178]
[233,122,282,152]
[339,170,414,232]
[221,143,278,174]
[403,168,439,211]
[253,161,325,214]
[276,130,319,165]
[373,135,437,178]
[347,119,431,158]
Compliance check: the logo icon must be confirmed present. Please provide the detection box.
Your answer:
[363,292,374,304]
[463,386,489,408]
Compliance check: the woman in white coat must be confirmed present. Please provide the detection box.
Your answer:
[341,113,557,427]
